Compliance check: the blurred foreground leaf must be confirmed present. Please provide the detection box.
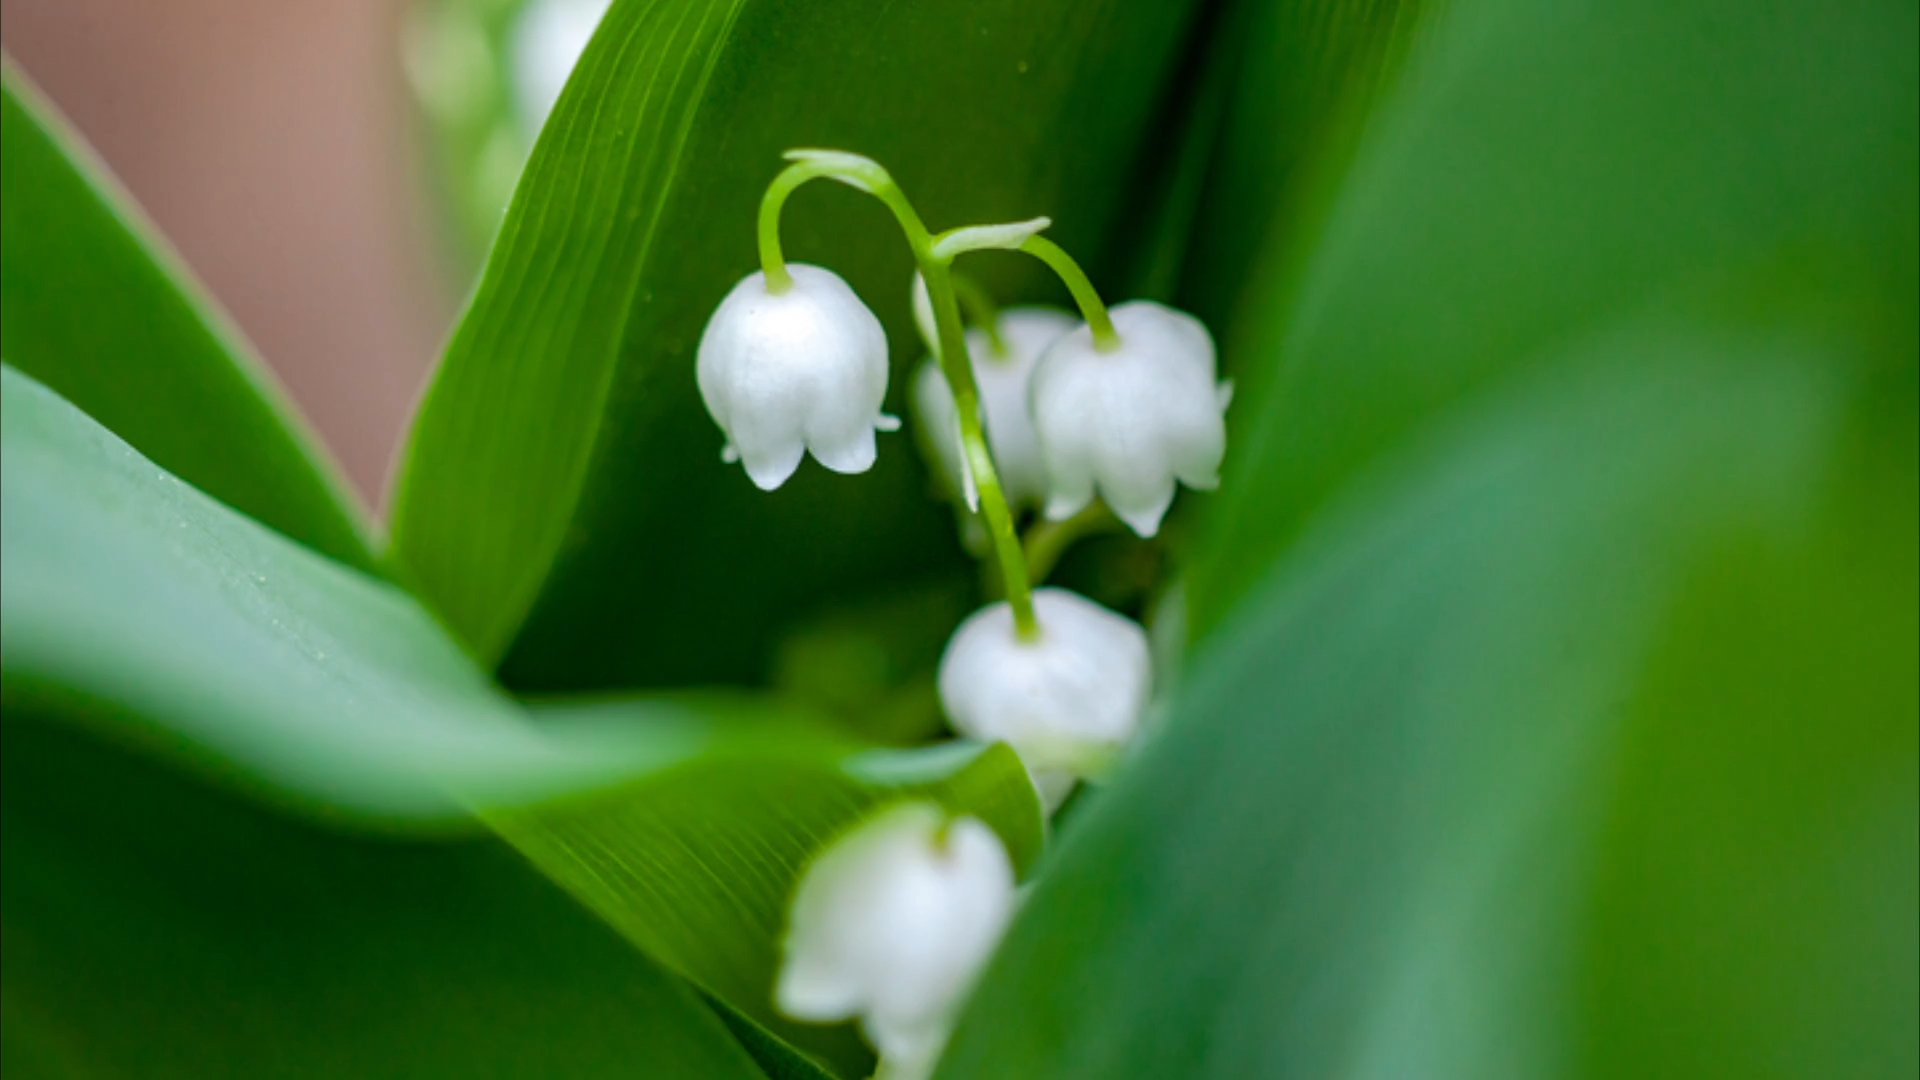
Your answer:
[389,0,1206,688]
[1193,0,1917,628]
[2,364,1043,1076]
[941,325,1916,1080]
[937,0,1917,1074]
[0,61,379,575]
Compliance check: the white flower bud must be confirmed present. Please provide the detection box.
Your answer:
[697,265,899,491]
[509,0,611,135]
[910,308,1077,512]
[1029,301,1230,537]
[777,802,1016,1080]
[937,587,1152,777]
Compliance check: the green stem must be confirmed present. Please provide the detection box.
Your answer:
[1018,235,1121,351]
[763,152,1039,638]
[756,162,829,293]
[950,272,1007,357]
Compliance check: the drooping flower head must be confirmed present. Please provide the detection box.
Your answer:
[778,802,1016,1079]
[937,587,1152,782]
[696,264,898,490]
[1029,301,1230,537]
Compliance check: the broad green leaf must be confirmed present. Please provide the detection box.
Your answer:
[2,714,769,1080]
[939,326,1916,1080]
[0,61,380,575]
[2,362,626,826]
[2,361,1043,1075]
[1190,0,1918,630]
[936,0,1916,1073]
[389,0,1208,687]
[495,708,1042,1075]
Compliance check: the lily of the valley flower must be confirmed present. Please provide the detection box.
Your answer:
[938,587,1152,784]
[778,802,1016,1080]
[1029,301,1230,537]
[910,307,1077,513]
[697,264,898,490]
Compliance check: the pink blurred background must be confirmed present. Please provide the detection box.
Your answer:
[3,0,450,504]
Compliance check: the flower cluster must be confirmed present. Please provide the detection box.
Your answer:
[697,149,1229,1080]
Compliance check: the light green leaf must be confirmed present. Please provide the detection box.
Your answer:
[0,60,380,575]
[940,325,1916,1080]
[2,361,1043,1076]
[1191,0,1918,629]
[1,361,624,826]
[935,0,1916,1073]
[389,0,1208,688]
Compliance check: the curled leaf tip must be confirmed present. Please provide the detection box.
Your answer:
[932,217,1053,262]
[781,148,890,192]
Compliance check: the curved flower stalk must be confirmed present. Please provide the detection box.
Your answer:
[778,802,1016,1080]
[696,264,897,490]
[705,149,1217,814]
[744,149,1046,638]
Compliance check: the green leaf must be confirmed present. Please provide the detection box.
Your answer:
[389,0,1208,687]
[1,713,769,1080]
[2,361,1043,1075]
[492,702,1042,1077]
[935,0,1916,1073]
[0,60,380,576]
[1190,0,1918,630]
[938,326,1916,1080]
[1,361,624,826]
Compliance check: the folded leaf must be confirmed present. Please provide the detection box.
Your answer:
[388,0,1208,689]
[0,61,379,575]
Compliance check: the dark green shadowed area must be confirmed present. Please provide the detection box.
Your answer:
[0,715,769,1080]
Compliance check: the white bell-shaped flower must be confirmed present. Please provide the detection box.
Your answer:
[910,307,1076,512]
[938,587,1152,779]
[1029,301,1230,537]
[697,264,898,490]
[777,802,1016,1080]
